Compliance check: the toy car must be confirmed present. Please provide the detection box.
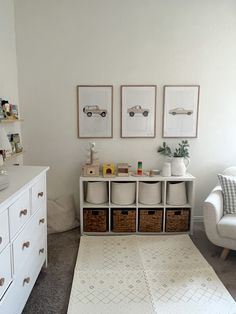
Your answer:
[83,105,107,117]
[127,105,149,117]
[169,107,193,115]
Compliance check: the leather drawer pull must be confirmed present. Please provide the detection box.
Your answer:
[0,278,5,286]
[39,218,45,224]
[121,210,128,215]
[0,236,2,245]
[39,248,45,254]
[22,241,30,249]
[20,209,28,217]
[38,192,44,198]
[23,277,30,285]
[92,211,99,216]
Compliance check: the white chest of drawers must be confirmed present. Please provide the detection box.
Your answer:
[0,166,49,314]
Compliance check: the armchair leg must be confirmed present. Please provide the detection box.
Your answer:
[220,248,230,260]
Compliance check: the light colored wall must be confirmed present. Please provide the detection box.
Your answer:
[0,0,22,164]
[14,0,236,217]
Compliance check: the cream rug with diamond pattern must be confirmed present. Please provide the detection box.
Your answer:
[67,235,236,314]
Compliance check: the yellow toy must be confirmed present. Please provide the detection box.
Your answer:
[103,163,116,177]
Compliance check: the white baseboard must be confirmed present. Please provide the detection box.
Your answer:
[193,216,204,223]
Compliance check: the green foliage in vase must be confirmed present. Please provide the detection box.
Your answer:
[157,140,190,158]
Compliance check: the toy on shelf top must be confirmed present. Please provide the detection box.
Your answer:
[82,142,100,177]
[86,142,99,165]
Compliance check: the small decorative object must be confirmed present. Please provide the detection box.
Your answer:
[139,182,161,205]
[162,162,171,177]
[117,163,130,177]
[111,182,136,205]
[103,163,116,177]
[137,161,143,175]
[149,169,161,177]
[86,182,108,204]
[166,181,187,205]
[12,133,23,153]
[77,85,113,138]
[0,99,4,120]
[158,141,190,176]
[163,85,200,138]
[82,142,100,177]
[0,128,12,190]
[1,100,11,118]
[121,85,156,138]
[10,104,18,119]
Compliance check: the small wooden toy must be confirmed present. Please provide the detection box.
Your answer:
[103,163,116,177]
[137,161,143,175]
[82,142,100,177]
[117,163,130,177]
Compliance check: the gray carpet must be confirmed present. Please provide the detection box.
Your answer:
[23,223,236,314]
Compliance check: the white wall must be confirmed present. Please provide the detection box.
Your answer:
[14,0,236,217]
[0,0,22,164]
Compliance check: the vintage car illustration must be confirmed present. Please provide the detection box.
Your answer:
[127,105,149,117]
[169,107,193,116]
[83,105,107,117]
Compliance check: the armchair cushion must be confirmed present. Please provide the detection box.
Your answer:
[217,214,236,239]
[218,174,236,214]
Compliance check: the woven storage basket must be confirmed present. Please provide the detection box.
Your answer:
[83,209,108,232]
[139,209,163,232]
[112,209,136,232]
[165,208,190,232]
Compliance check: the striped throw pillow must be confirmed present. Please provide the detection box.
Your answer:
[218,174,236,214]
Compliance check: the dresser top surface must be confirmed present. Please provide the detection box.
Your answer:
[0,166,49,210]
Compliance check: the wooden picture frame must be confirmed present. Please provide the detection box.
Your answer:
[121,85,157,138]
[163,85,200,138]
[77,85,113,138]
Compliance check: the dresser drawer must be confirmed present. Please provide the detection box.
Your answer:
[32,177,46,214]
[9,190,30,238]
[0,210,9,253]
[0,240,46,314]
[12,206,46,275]
[0,246,12,300]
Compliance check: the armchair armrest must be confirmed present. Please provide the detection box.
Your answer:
[203,185,224,246]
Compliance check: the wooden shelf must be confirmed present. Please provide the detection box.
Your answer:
[5,151,24,161]
[0,118,24,123]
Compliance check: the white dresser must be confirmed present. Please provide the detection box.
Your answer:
[0,166,49,314]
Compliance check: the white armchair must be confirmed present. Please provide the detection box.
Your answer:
[203,167,236,260]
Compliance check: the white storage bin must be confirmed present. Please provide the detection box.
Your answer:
[166,181,187,205]
[139,182,161,205]
[86,182,108,204]
[111,182,136,205]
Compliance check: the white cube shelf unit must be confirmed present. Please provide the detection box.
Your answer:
[80,174,195,235]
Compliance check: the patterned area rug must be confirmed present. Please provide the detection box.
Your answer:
[67,235,236,314]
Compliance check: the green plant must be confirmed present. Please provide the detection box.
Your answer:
[157,140,190,158]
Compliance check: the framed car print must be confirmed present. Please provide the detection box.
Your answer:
[121,85,156,138]
[163,85,200,138]
[77,85,113,138]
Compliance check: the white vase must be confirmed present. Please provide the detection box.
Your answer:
[162,162,171,177]
[171,157,189,176]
